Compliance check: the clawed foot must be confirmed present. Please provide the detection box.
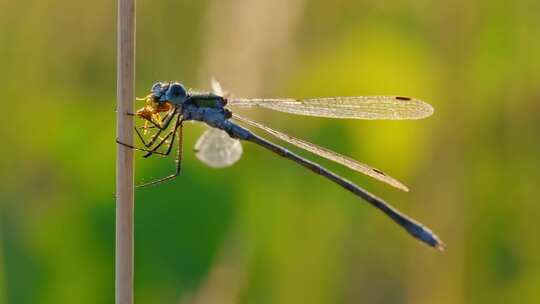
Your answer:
[116,139,171,157]
[116,139,133,148]
[113,109,136,116]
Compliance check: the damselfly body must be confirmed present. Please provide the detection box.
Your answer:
[117,80,445,250]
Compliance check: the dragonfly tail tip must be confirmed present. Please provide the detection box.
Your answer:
[435,241,447,252]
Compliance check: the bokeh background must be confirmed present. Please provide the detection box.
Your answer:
[1,0,539,303]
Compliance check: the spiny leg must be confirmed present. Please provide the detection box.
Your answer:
[143,125,177,158]
[142,114,183,158]
[135,124,168,148]
[136,108,180,150]
[135,124,169,148]
[142,108,177,131]
[137,120,184,187]
[134,109,177,146]
[114,109,135,116]
[116,133,175,157]
[116,116,181,157]
[134,126,157,148]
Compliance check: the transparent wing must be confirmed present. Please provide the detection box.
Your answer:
[232,113,409,191]
[211,78,224,95]
[211,78,230,97]
[228,96,433,120]
[194,128,243,168]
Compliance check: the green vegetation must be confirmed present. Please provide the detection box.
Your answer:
[0,0,539,303]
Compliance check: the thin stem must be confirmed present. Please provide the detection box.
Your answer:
[116,0,135,303]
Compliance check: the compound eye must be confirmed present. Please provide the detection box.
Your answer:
[151,82,162,91]
[168,83,186,98]
[151,82,163,96]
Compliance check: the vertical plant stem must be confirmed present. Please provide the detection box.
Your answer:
[116,0,135,303]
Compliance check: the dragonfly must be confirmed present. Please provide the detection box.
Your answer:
[117,79,445,251]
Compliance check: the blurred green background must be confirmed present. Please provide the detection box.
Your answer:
[1,0,539,303]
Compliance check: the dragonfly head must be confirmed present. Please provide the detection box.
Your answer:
[134,82,179,121]
[151,81,189,105]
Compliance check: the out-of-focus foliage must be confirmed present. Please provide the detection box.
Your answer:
[0,0,539,303]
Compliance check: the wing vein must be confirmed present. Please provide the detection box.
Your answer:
[228,96,434,120]
[232,113,409,191]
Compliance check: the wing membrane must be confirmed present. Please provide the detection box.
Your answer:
[232,113,409,191]
[228,96,433,120]
[194,128,243,168]
[211,78,225,96]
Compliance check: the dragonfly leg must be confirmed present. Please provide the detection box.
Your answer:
[135,124,173,148]
[117,118,180,157]
[134,109,178,149]
[142,116,182,158]
[135,125,161,148]
[136,120,184,188]
[116,136,174,157]
[141,108,177,131]
[177,121,184,174]
[114,108,135,116]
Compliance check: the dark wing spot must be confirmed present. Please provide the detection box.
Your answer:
[372,168,386,175]
[396,96,412,101]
